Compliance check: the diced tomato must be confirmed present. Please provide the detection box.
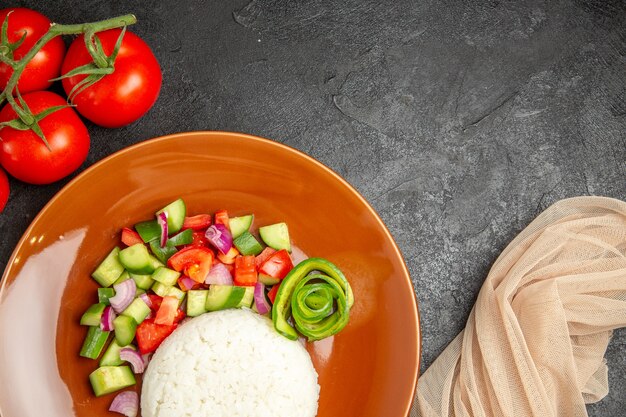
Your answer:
[217,246,239,264]
[155,296,179,326]
[121,227,143,246]
[189,231,210,248]
[168,246,214,283]
[214,209,230,229]
[182,214,212,231]
[136,318,178,354]
[174,308,186,323]
[258,249,294,279]
[147,294,163,311]
[234,255,257,286]
[255,247,277,268]
[224,263,234,275]
[268,283,280,304]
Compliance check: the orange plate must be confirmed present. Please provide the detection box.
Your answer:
[0,131,420,417]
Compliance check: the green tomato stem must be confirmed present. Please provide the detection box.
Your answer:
[0,13,136,112]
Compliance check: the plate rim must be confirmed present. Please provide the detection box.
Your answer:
[0,130,421,415]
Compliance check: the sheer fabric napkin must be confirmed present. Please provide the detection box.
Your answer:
[412,197,626,417]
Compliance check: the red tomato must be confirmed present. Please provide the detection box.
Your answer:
[135,318,177,354]
[255,247,277,268]
[267,284,280,304]
[154,296,179,326]
[168,246,214,283]
[188,231,210,248]
[258,249,294,279]
[0,8,65,93]
[214,210,230,229]
[0,91,89,184]
[121,227,143,246]
[0,167,8,213]
[147,294,163,311]
[182,214,212,231]
[217,246,239,264]
[234,255,257,286]
[61,29,161,128]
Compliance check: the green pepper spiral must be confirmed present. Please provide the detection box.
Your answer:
[272,258,354,341]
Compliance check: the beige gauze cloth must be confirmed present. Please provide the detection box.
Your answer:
[412,196,626,417]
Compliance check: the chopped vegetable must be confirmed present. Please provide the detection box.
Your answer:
[92,247,125,287]
[80,326,110,359]
[233,231,263,256]
[152,266,180,286]
[101,306,116,331]
[205,285,246,311]
[134,220,160,243]
[177,276,198,292]
[267,283,280,304]
[156,198,186,234]
[100,340,136,367]
[205,223,233,255]
[119,348,146,374]
[167,229,194,246]
[167,246,214,283]
[214,209,230,228]
[258,249,294,279]
[121,228,143,247]
[217,246,239,264]
[157,211,168,248]
[98,288,116,305]
[234,255,257,286]
[272,258,354,341]
[135,318,177,354]
[119,243,155,275]
[109,390,139,417]
[205,263,233,285]
[154,296,179,326]
[109,279,137,313]
[254,282,271,315]
[89,366,135,397]
[255,247,277,268]
[113,315,138,346]
[182,214,212,231]
[229,214,254,238]
[80,303,106,326]
[120,298,151,325]
[259,222,291,252]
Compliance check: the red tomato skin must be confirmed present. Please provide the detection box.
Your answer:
[258,249,293,279]
[0,167,8,213]
[136,318,177,354]
[0,8,65,93]
[182,214,212,231]
[121,227,143,246]
[61,29,161,128]
[0,91,90,184]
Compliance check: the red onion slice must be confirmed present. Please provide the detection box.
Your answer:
[157,211,168,248]
[179,276,196,291]
[205,223,233,255]
[100,306,116,331]
[109,391,138,417]
[120,348,146,374]
[139,293,152,309]
[254,282,271,315]
[142,353,152,369]
[110,279,136,313]
[205,263,233,285]
[290,245,309,266]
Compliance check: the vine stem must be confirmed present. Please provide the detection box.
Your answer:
[1,13,137,118]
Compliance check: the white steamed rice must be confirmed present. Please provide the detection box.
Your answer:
[141,308,320,417]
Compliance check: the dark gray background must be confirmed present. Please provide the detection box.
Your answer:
[2,0,625,415]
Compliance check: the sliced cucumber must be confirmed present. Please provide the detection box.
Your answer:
[130,272,154,290]
[98,288,116,305]
[166,286,186,303]
[100,340,136,367]
[121,298,151,324]
[229,214,254,239]
[135,220,160,243]
[205,285,246,311]
[237,286,254,308]
[113,270,130,285]
[119,244,155,275]
[80,303,106,326]
[233,231,264,256]
[80,326,110,359]
[151,281,171,297]
[152,266,181,286]
[89,366,136,397]
[92,247,125,287]
[259,222,291,252]
[258,274,280,286]
[187,290,209,317]
[157,198,186,234]
[112,315,137,346]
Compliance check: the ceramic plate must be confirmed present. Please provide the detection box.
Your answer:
[0,131,420,416]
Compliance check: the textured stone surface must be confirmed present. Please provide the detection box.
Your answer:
[2,0,625,414]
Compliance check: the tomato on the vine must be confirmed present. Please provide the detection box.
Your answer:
[0,91,90,185]
[61,29,161,128]
[0,8,66,93]
[0,167,8,213]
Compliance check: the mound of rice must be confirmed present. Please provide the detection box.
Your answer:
[141,309,320,417]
